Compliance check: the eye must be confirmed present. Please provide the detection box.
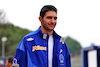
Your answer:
[54,17,57,20]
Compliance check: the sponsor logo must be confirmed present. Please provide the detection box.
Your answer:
[12,58,19,67]
[32,45,46,52]
[27,38,34,41]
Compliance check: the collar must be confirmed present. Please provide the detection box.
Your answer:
[37,27,49,40]
[37,26,61,40]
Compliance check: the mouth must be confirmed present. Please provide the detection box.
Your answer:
[49,24,54,27]
[48,24,55,28]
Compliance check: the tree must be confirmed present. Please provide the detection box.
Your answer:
[0,9,8,23]
[0,23,31,56]
[65,36,82,56]
[0,9,31,56]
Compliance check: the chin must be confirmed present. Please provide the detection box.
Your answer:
[49,28,54,31]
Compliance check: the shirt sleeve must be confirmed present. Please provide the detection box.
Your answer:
[12,38,27,67]
[65,43,71,67]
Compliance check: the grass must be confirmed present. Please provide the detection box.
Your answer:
[71,56,82,67]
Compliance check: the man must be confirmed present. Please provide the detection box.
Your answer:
[12,5,71,67]
[5,57,13,67]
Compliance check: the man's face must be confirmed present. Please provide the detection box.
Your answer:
[41,11,57,31]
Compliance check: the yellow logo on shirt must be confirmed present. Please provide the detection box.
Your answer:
[32,45,46,52]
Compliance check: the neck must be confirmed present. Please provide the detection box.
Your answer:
[40,26,53,36]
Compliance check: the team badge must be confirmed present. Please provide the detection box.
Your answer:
[59,54,64,63]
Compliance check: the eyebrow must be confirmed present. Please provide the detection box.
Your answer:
[47,16,57,19]
[47,16,52,18]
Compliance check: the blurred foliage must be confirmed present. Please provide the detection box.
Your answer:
[0,23,82,57]
[0,23,31,56]
[65,36,82,56]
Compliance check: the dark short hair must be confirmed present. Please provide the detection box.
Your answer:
[40,5,57,18]
[8,57,13,63]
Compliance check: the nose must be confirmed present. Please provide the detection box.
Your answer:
[51,18,55,23]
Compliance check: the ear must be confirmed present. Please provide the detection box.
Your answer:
[39,16,42,23]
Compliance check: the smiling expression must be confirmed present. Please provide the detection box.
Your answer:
[40,11,57,32]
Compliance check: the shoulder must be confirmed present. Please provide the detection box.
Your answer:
[23,27,41,41]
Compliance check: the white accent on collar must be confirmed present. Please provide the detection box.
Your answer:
[43,34,47,39]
